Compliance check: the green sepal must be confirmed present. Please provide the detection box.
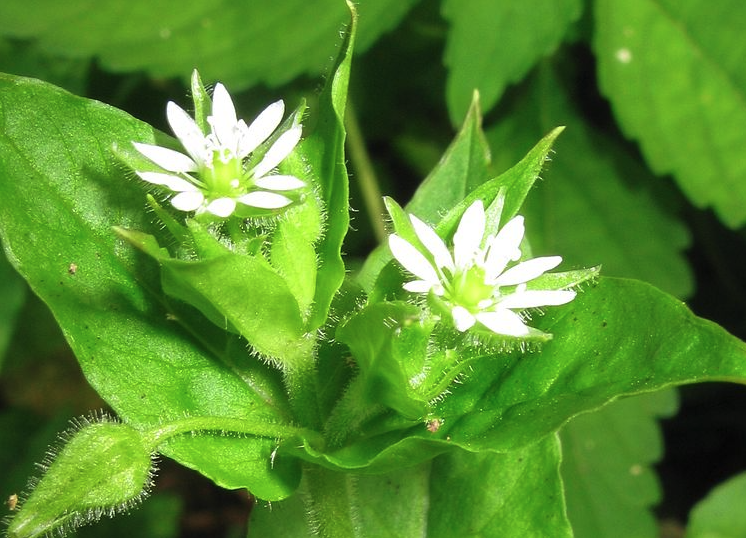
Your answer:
[190,69,210,134]
[7,418,153,538]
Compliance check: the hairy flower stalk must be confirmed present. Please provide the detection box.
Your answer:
[132,76,305,217]
[389,200,576,338]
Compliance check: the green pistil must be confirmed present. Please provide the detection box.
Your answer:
[448,266,493,311]
[205,150,245,195]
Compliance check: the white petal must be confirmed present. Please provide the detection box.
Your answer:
[453,200,485,269]
[484,215,524,280]
[206,197,237,217]
[136,171,198,192]
[409,215,454,272]
[209,83,238,146]
[494,256,563,286]
[403,280,434,293]
[452,306,476,331]
[239,100,285,156]
[388,235,441,285]
[171,190,204,212]
[237,191,292,209]
[254,174,305,191]
[166,102,208,166]
[133,142,198,173]
[475,309,530,336]
[498,289,576,309]
[251,126,302,179]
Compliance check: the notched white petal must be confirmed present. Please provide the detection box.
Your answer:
[498,289,576,309]
[133,142,198,173]
[475,309,530,336]
[171,190,204,212]
[136,171,198,192]
[403,280,434,293]
[166,102,208,166]
[252,126,302,179]
[388,235,441,285]
[254,174,305,191]
[241,100,285,156]
[206,197,237,218]
[451,306,476,331]
[237,191,292,209]
[453,200,485,268]
[495,256,563,286]
[209,83,239,145]
[409,215,454,272]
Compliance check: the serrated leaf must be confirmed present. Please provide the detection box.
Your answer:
[0,73,299,500]
[561,389,678,538]
[428,435,572,538]
[443,0,582,123]
[0,0,417,90]
[485,67,694,299]
[687,471,746,538]
[594,0,746,228]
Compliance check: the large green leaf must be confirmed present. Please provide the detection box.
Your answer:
[687,471,746,538]
[485,67,693,299]
[0,0,417,90]
[443,0,582,123]
[0,251,26,369]
[594,0,746,228]
[428,436,572,538]
[561,389,678,538]
[296,277,746,473]
[0,73,299,500]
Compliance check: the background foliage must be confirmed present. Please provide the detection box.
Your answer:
[1,0,746,536]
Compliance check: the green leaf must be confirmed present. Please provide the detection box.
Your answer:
[594,0,746,228]
[687,471,746,538]
[443,0,582,123]
[485,66,694,299]
[405,94,491,220]
[301,277,746,474]
[561,389,678,538]
[0,73,298,500]
[437,278,746,452]
[0,0,416,90]
[0,251,26,369]
[428,435,572,538]
[300,4,356,331]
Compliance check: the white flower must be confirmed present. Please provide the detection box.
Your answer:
[388,200,576,337]
[133,82,305,217]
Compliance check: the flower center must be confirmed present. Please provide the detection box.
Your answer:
[204,149,245,196]
[447,265,494,312]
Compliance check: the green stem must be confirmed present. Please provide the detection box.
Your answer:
[282,337,323,431]
[143,415,323,453]
[345,100,386,243]
[302,464,359,538]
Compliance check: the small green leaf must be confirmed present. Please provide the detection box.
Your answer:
[561,390,678,538]
[300,4,356,330]
[687,471,746,538]
[443,0,582,123]
[406,93,491,220]
[594,0,746,228]
[428,435,572,538]
[6,418,153,538]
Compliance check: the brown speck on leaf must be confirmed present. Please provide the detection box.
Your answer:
[68,263,78,275]
[7,493,18,511]
[426,419,442,433]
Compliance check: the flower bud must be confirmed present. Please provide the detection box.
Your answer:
[6,415,155,538]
